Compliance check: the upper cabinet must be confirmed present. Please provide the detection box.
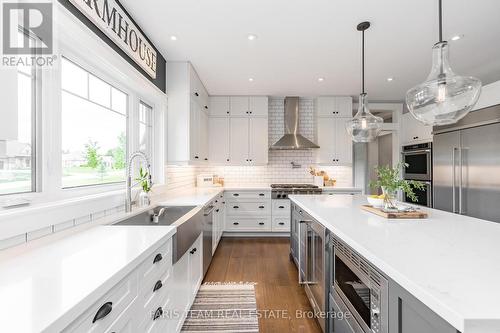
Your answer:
[315,96,352,117]
[167,62,209,164]
[209,96,269,165]
[315,97,353,165]
[401,112,433,145]
[211,96,268,117]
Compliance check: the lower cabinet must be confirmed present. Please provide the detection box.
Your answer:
[224,190,272,232]
[61,235,204,333]
[388,281,459,333]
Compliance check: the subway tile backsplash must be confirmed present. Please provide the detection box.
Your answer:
[166,97,353,188]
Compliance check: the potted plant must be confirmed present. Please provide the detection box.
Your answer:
[136,167,152,207]
[369,162,425,211]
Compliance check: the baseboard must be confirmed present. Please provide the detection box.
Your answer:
[222,232,289,238]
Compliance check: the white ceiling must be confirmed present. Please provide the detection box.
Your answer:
[121,0,500,101]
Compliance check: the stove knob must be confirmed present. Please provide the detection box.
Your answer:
[283,194,287,199]
[277,194,282,199]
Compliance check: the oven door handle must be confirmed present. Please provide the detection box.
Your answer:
[402,149,431,154]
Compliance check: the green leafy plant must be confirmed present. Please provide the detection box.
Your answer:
[83,139,102,168]
[135,167,152,193]
[369,162,425,206]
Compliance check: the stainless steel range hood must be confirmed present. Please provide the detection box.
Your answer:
[270,97,320,150]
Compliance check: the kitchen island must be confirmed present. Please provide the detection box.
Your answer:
[289,194,500,333]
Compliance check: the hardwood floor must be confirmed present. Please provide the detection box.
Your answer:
[204,237,322,333]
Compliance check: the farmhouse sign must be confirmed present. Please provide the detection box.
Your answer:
[60,0,166,91]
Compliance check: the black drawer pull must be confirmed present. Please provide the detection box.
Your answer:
[194,156,199,159]
[204,105,208,109]
[279,206,285,209]
[259,193,265,196]
[233,206,239,209]
[259,206,265,209]
[233,193,239,196]
[233,222,239,225]
[92,302,113,323]
[190,247,197,254]
[153,253,163,264]
[204,158,208,161]
[258,222,265,225]
[279,222,285,225]
[216,209,219,212]
[153,280,163,292]
[194,92,199,96]
[153,307,163,320]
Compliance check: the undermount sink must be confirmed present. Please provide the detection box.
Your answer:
[113,205,198,226]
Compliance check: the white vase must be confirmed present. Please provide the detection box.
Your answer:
[313,176,324,187]
[138,191,150,207]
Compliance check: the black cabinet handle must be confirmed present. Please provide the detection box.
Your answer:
[233,206,239,209]
[249,111,253,114]
[153,253,163,264]
[249,159,252,162]
[279,222,285,225]
[279,206,285,209]
[259,206,265,209]
[246,111,249,114]
[258,222,265,225]
[222,201,225,204]
[215,209,219,212]
[194,92,199,97]
[226,158,230,162]
[153,280,163,292]
[204,158,208,161]
[194,156,199,159]
[92,302,113,323]
[226,111,230,114]
[190,247,197,254]
[233,222,239,225]
[153,307,163,320]
[233,193,239,196]
[204,105,208,109]
[259,193,265,196]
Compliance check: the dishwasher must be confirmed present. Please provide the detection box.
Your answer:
[202,201,215,276]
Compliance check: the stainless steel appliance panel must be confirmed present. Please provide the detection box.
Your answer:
[202,202,215,275]
[459,122,500,222]
[433,131,460,213]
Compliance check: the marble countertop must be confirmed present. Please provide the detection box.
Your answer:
[289,194,500,333]
[0,225,176,333]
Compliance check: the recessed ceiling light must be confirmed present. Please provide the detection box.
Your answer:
[170,35,177,41]
[450,34,463,41]
[387,77,394,82]
[318,77,325,82]
[248,78,254,82]
[247,34,257,41]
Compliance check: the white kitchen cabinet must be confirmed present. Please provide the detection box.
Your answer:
[208,117,230,164]
[230,96,249,116]
[249,96,269,116]
[167,62,209,164]
[249,117,269,164]
[229,118,250,164]
[210,96,230,116]
[188,235,203,299]
[401,111,433,145]
[224,190,272,233]
[315,96,353,117]
[316,117,353,165]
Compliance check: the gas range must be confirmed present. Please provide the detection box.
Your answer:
[270,184,322,199]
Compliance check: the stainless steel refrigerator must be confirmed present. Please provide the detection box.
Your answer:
[433,105,500,223]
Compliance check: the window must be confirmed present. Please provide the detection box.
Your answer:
[138,101,153,157]
[61,58,128,188]
[0,32,36,195]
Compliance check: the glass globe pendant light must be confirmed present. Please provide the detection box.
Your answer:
[346,21,383,143]
[405,0,482,126]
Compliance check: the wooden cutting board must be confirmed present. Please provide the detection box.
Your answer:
[361,205,428,219]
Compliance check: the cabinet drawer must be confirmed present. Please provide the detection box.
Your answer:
[138,267,172,311]
[226,217,272,231]
[137,291,172,333]
[226,201,270,215]
[63,273,138,333]
[225,190,270,200]
[272,217,290,231]
[272,200,291,216]
[137,239,172,288]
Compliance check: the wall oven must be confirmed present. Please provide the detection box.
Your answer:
[403,181,432,208]
[330,236,388,333]
[402,142,432,181]
[297,209,327,332]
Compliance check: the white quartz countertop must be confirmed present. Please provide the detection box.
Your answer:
[0,225,176,333]
[289,194,500,333]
